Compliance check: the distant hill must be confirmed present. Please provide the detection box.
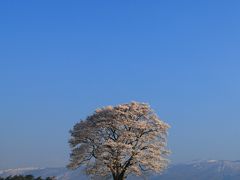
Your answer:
[157,160,240,180]
[0,167,87,180]
[1,160,240,180]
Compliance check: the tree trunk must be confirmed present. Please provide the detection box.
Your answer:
[113,173,125,180]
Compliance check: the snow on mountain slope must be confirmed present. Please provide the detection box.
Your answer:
[0,167,87,180]
[157,160,240,180]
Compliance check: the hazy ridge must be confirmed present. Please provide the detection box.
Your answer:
[2,160,240,180]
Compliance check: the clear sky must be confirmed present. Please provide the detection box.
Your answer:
[1,0,240,170]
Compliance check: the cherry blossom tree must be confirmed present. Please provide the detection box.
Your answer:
[67,102,170,180]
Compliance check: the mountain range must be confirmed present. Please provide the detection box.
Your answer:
[1,160,240,180]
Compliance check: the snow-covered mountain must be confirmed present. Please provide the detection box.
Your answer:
[1,160,240,180]
[157,160,240,180]
[0,167,87,180]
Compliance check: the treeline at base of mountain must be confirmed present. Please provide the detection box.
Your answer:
[0,175,55,180]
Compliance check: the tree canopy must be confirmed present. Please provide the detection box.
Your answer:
[68,102,170,180]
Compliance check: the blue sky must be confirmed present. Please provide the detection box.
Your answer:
[0,0,240,169]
